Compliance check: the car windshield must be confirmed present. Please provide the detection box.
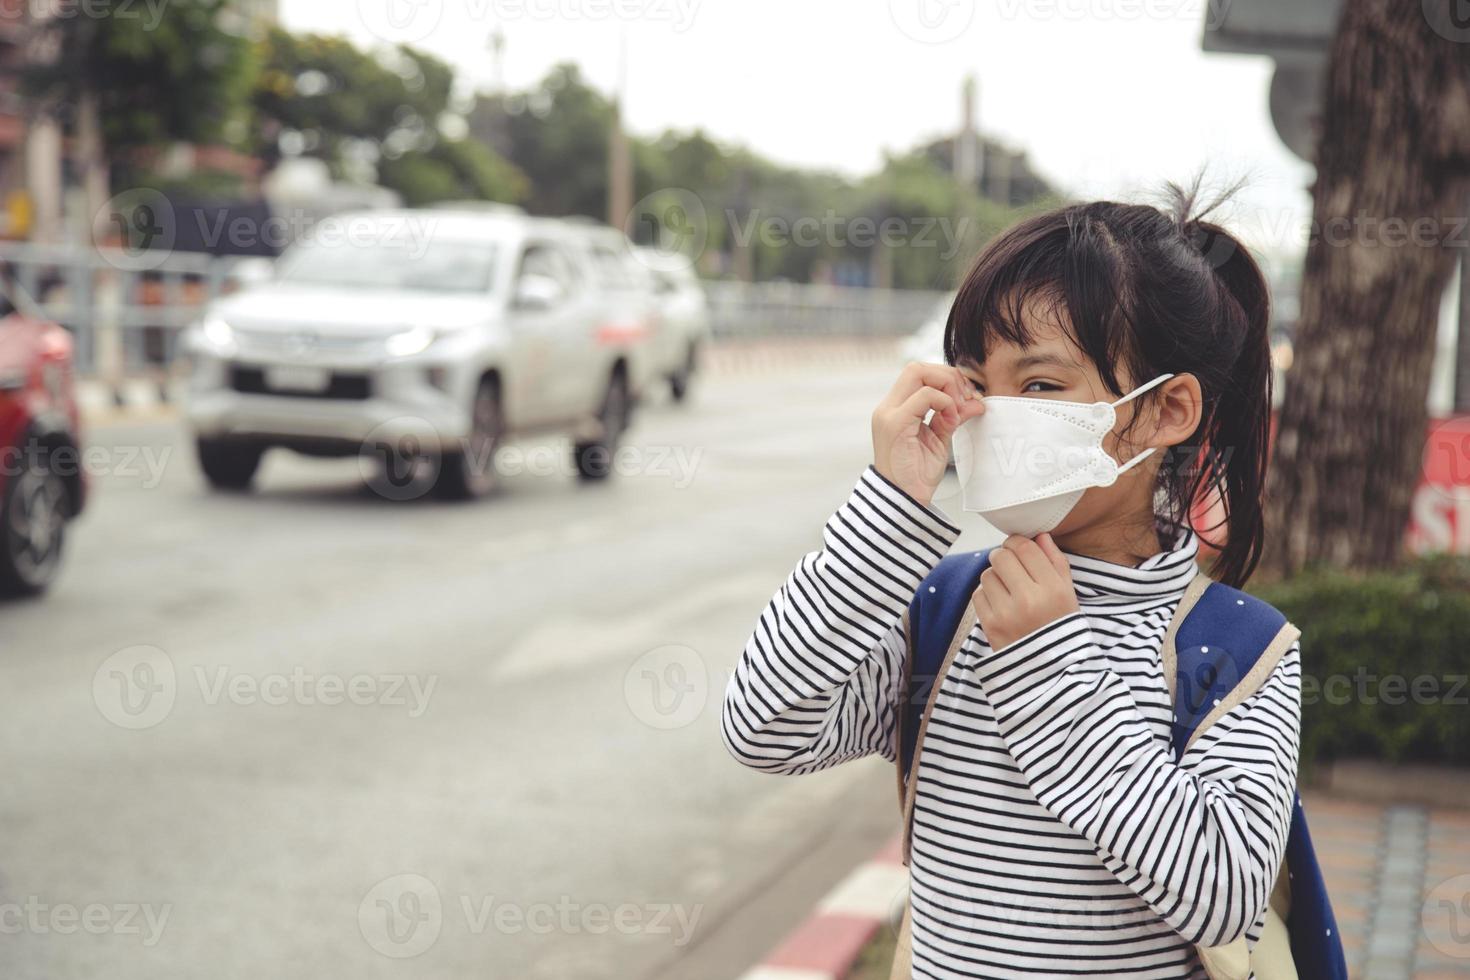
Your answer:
[276,237,499,293]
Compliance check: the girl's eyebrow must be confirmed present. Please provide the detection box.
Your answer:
[1014,352,1077,371]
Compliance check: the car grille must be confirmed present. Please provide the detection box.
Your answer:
[231,327,389,357]
[229,366,373,401]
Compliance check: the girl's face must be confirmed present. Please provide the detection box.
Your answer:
[955,310,1165,540]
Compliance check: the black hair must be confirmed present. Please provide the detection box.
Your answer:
[942,180,1272,587]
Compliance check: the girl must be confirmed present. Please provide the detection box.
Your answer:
[721,190,1302,978]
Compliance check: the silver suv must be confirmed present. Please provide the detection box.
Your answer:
[184,208,657,497]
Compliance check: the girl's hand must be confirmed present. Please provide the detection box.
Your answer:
[871,362,985,506]
[972,534,1081,651]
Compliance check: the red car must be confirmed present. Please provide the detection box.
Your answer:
[0,300,85,596]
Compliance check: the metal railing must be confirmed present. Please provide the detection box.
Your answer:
[0,242,949,385]
[0,242,262,379]
[705,281,949,338]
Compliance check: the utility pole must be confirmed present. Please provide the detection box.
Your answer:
[955,74,980,192]
[488,27,505,95]
[606,29,632,229]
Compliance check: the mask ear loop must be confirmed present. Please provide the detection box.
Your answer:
[1108,373,1175,474]
[1109,372,1175,409]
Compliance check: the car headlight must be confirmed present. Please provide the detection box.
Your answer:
[384,325,437,357]
[199,313,236,352]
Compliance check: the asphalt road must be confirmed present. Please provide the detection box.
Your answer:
[0,353,1000,980]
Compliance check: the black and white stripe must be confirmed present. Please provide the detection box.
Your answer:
[722,467,1301,979]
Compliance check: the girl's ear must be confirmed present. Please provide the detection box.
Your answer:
[1151,374,1203,448]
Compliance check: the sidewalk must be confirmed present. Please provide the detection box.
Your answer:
[1307,792,1470,978]
[738,792,1470,980]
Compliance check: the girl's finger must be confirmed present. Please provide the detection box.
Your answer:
[1003,535,1055,584]
[926,395,986,441]
[978,567,1010,602]
[971,585,994,622]
[894,386,958,426]
[988,546,1035,588]
[1036,533,1072,579]
[882,362,976,413]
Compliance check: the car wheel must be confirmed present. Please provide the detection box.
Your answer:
[0,448,68,596]
[435,377,502,499]
[669,342,698,403]
[197,437,264,491]
[574,370,630,481]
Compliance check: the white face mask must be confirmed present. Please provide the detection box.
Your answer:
[950,373,1174,537]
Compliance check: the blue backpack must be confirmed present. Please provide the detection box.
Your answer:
[893,548,1347,980]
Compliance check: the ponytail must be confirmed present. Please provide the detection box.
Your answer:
[1183,219,1273,587]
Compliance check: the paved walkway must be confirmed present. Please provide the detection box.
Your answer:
[1305,793,1470,978]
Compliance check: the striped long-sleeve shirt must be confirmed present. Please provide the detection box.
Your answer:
[721,467,1301,979]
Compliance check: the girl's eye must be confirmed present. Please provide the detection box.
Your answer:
[968,379,986,395]
[1022,380,1063,394]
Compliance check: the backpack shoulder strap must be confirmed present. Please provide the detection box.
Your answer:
[1167,575,1300,758]
[894,548,990,865]
[1168,576,1324,977]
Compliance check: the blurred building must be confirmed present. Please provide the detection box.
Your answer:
[0,0,283,243]
[0,0,42,238]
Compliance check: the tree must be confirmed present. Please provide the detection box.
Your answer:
[495,63,619,218]
[1263,0,1470,575]
[252,30,524,205]
[378,138,527,206]
[854,151,1027,290]
[23,0,255,191]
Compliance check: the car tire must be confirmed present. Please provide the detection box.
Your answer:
[669,342,698,403]
[0,445,68,597]
[197,437,263,491]
[435,377,502,500]
[574,369,630,481]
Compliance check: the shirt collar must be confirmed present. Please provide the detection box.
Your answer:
[1062,527,1201,604]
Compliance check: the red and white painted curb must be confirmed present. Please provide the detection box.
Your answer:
[736,834,908,980]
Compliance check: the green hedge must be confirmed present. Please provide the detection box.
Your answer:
[1253,556,1470,775]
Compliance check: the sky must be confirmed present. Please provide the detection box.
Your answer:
[281,0,1317,263]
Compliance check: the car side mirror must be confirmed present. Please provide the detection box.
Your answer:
[514,273,564,310]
